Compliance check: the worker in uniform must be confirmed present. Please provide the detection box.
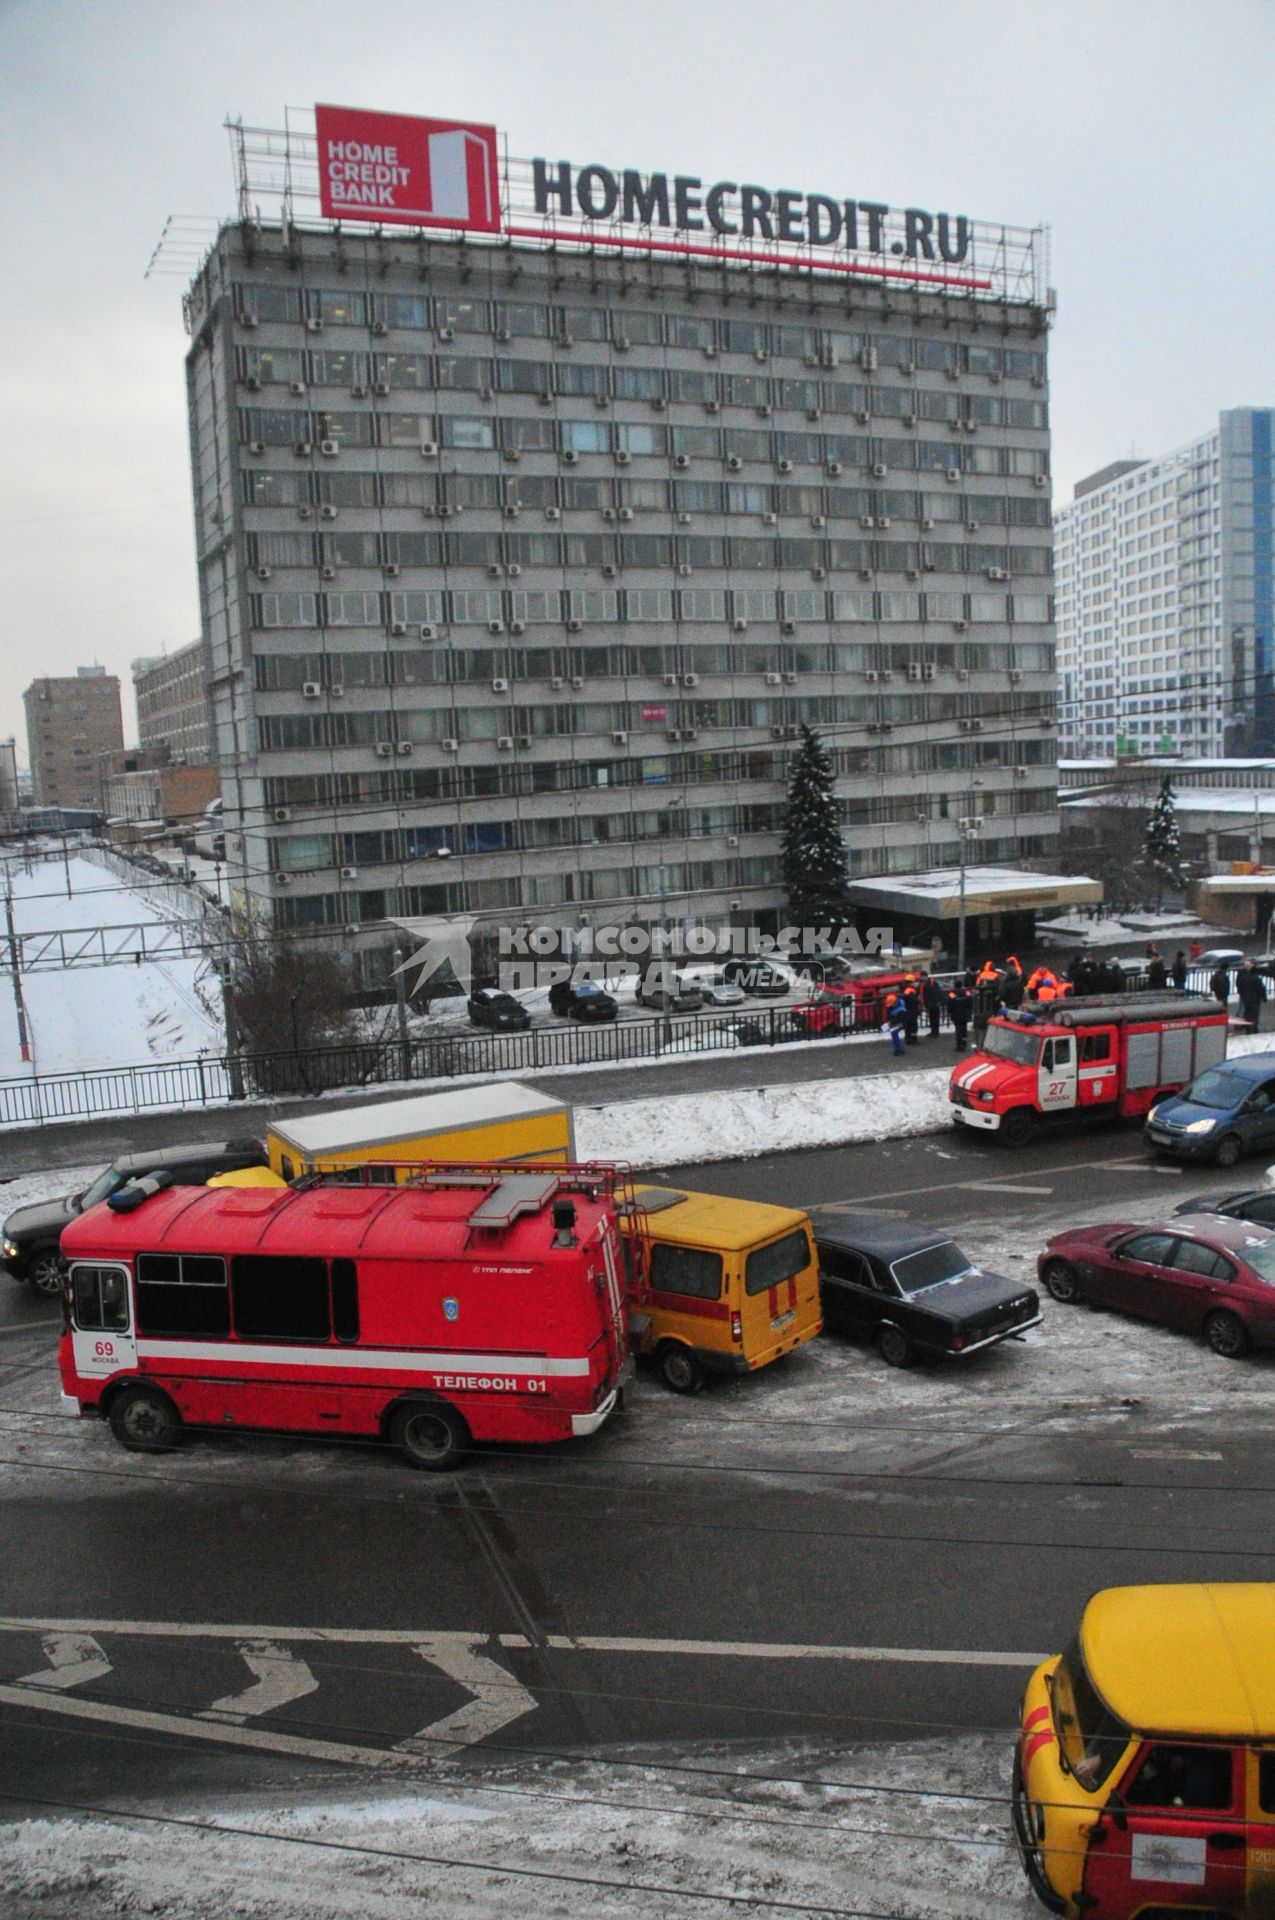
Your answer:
[884,990,907,1056]
[921,971,944,1040]
[972,963,1000,1048]
[1237,958,1266,1031]
[1146,951,1168,991]
[1033,970,1061,1005]
[1171,949,1189,990]
[1000,957,1025,1009]
[947,977,972,1051]
[902,975,922,1046]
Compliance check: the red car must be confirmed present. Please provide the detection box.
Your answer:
[814,968,916,1029]
[1038,1213,1275,1358]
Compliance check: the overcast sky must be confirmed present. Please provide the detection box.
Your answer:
[2,0,1271,759]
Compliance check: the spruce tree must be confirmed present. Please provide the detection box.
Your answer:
[781,724,852,929]
[1143,774,1184,906]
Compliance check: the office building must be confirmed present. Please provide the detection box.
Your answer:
[23,668,124,812]
[133,638,214,762]
[183,108,1058,986]
[1055,409,1275,759]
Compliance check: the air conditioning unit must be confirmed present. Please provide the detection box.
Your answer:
[420,440,439,456]
[1008,668,1023,683]
[505,447,522,462]
[550,675,564,690]
[240,312,259,329]
[330,684,345,698]
[442,737,459,752]
[571,675,585,689]
[810,514,826,529]
[683,672,699,688]
[507,564,522,578]
[783,670,797,685]
[384,563,401,578]
[678,511,693,525]
[663,673,678,687]
[781,620,797,635]
[371,320,388,337]
[320,504,338,520]
[872,463,888,479]
[987,567,1008,581]
[320,440,340,457]
[733,618,748,633]
[437,326,455,341]
[680,727,698,741]
[705,400,721,414]
[864,669,881,683]
[826,461,843,476]
[922,664,935,682]
[756,403,773,418]
[776,458,794,474]
[611,730,628,745]
[902,412,916,427]
[966,520,981,533]
[436,505,452,519]
[860,515,876,530]
[396,741,413,755]
[297,506,313,520]
[244,374,262,392]
[616,335,632,351]
[375,741,393,757]
[953,618,968,631]
[1034,474,1049,488]
[516,734,531,749]
[762,511,777,526]
[667,729,682,743]
[390,620,408,636]
[877,516,891,530]
[859,568,874,582]
[702,343,716,358]
[618,506,634,522]
[907,664,922,682]
[807,408,822,423]
[351,384,368,399]
[509,619,526,635]
[1014,766,1028,780]
[765,671,782,686]
[945,366,961,381]
[321,565,336,581]
[602,507,617,522]
[340,865,358,881]
[276,871,292,885]
[306,318,324,334]
[504,504,521,519]
[538,390,553,406]
[497,735,514,751]
[811,565,826,580]
[567,619,583,633]
[957,668,970,681]
[615,449,632,467]
[921,517,935,530]
[726,834,739,848]
[726,455,743,472]
[650,396,667,411]
[289,380,306,396]
[855,409,870,425]
[492,676,510,692]
[754,347,768,363]
[545,505,561,520]
[273,806,291,823]
[562,449,580,465]
[602,564,618,578]
[488,619,505,635]
[487,563,502,579]
[302,681,322,698]
[256,565,272,581]
[860,347,879,371]
[946,468,962,484]
[675,453,692,469]
[677,563,693,576]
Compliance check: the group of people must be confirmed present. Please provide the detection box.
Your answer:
[882,974,949,1055]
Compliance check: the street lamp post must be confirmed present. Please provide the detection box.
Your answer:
[955,806,983,978]
[657,863,673,1046]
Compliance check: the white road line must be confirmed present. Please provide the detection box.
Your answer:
[0,1619,491,1644]
[14,1631,111,1691]
[498,1634,1045,1667]
[958,1182,1055,1196]
[197,1641,319,1724]
[1132,1448,1224,1462]
[396,1638,537,1759]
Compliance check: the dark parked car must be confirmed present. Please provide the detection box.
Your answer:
[1039,1213,1275,1358]
[2,1138,268,1296]
[1145,1051,1275,1166]
[548,979,618,1022]
[815,1218,1041,1368]
[635,969,704,1013]
[1171,1187,1275,1227]
[720,957,790,997]
[466,987,531,1031]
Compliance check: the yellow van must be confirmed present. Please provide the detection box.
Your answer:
[622,1186,821,1393]
[1014,1582,1275,1919]
[266,1084,574,1182]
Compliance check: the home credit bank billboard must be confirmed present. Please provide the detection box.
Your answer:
[313,103,1039,298]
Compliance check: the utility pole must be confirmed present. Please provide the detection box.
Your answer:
[218,955,244,1100]
[394,946,412,1080]
[4,880,31,1064]
[955,808,983,978]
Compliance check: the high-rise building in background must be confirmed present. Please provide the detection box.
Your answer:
[133,638,214,762]
[22,668,124,811]
[1055,408,1274,759]
[183,107,1058,987]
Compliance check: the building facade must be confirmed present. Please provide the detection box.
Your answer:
[22,668,124,811]
[184,151,1057,988]
[1055,409,1275,760]
[133,638,214,762]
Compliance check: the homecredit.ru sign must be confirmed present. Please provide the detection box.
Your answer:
[315,103,989,290]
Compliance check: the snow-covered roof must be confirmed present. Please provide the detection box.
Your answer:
[1065,789,1275,816]
[267,1082,569,1156]
[847,868,1101,918]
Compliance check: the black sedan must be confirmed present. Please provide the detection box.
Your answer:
[548,979,618,1022]
[814,1218,1041,1368]
[1172,1187,1275,1227]
[467,988,531,1031]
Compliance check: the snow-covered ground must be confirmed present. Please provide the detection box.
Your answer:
[0,856,221,1081]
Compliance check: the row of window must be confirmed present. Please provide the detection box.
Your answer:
[255,583,1051,633]
[240,408,1049,475]
[274,786,1056,874]
[258,733,1056,820]
[256,687,1054,754]
[239,347,1047,424]
[242,466,1052,521]
[73,1255,358,1344]
[237,284,1048,381]
[272,831,1061,928]
[252,637,1055,693]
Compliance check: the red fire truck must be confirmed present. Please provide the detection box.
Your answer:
[949,992,1229,1148]
[58,1162,636,1470]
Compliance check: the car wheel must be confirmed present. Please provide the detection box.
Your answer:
[877,1323,914,1369]
[392,1400,470,1470]
[1204,1310,1251,1360]
[656,1343,704,1394]
[999,1109,1036,1150]
[26,1248,66,1297]
[1042,1258,1082,1305]
[1213,1134,1244,1169]
[108,1385,182,1453]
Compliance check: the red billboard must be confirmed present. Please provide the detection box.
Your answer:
[315,105,501,232]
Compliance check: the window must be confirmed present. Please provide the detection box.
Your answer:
[1079,1033,1111,1063]
[1120,1232,1175,1267]
[746,1229,812,1296]
[1168,1241,1234,1281]
[649,1242,722,1300]
[231,1255,332,1341]
[332,1258,360,1343]
[71,1264,130,1332]
[1051,1641,1130,1790]
[1124,1743,1235,1810]
[136,1253,229,1338]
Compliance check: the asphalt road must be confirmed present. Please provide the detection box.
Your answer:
[3,1113,1275,1814]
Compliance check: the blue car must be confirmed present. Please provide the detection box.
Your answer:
[1145,1051,1275,1167]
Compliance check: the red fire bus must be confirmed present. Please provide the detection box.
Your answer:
[58,1162,635,1470]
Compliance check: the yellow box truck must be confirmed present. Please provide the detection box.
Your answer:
[266,1083,575,1181]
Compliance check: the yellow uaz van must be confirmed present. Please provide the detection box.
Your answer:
[1014,1582,1275,1918]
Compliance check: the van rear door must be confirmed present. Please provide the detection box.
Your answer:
[739,1225,817,1363]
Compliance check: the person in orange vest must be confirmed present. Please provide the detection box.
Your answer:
[1026,965,1059,1001]
[902,975,922,1045]
[1000,957,1025,1009]
[884,990,907,1056]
